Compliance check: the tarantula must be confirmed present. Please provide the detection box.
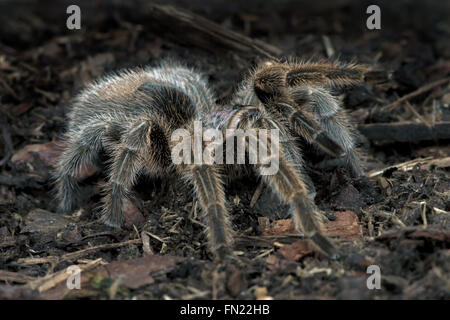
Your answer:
[54,59,370,259]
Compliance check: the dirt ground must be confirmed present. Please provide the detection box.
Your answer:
[0,0,449,300]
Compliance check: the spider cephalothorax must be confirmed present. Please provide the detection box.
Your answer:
[54,59,370,260]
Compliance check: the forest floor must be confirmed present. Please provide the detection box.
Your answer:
[0,0,449,299]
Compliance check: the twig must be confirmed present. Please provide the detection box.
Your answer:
[250,181,265,208]
[381,77,450,112]
[145,4,282,60]
[366,156,450,178]
[420,201,428,228]
[433,207,449,214]
[253,248,274,260]
[27,258,104,293]
[144,231,168,243]
[321,35,335,58]
[189,200,207,228]
[63,239,141,262]
[141,231,154,255]
[236,234,305,248]
[404,101,432,128]
[189,217,207,228]
[16,239,141,266]
[0,270,35,284]
[358,121,450,142]
[367,157,433,178]
[373,210,406,228]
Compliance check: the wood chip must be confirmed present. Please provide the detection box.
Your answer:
[278,240,312,261]
[260,211,362,240]
[21,209,72,235]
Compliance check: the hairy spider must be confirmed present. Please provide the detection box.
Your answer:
[54,59,370,259]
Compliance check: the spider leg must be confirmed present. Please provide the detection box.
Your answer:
[263,156,335,256]
[285,61,369,88]
[321,109,363,177]
[252,63,364,177]
[252,61,368,103]
[179,163,233,259]
[100,120,152,227]
[253,60,369,90]
[291,86,363,177]
[232,108,336,257]
[282,102,346,157]
[171,119,233,259]
[252,64,355,158]
[54,122,104,213]
[236,97,346,158]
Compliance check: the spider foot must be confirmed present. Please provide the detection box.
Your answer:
[215,246,249,268]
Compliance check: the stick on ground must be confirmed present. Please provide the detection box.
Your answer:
[358,121,450,142]
[145,4,282,60]
[381,77,450,112]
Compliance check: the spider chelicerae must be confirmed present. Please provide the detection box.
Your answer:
[54,59,371,260]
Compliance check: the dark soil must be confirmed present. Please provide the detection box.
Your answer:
[0,0,449,300]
